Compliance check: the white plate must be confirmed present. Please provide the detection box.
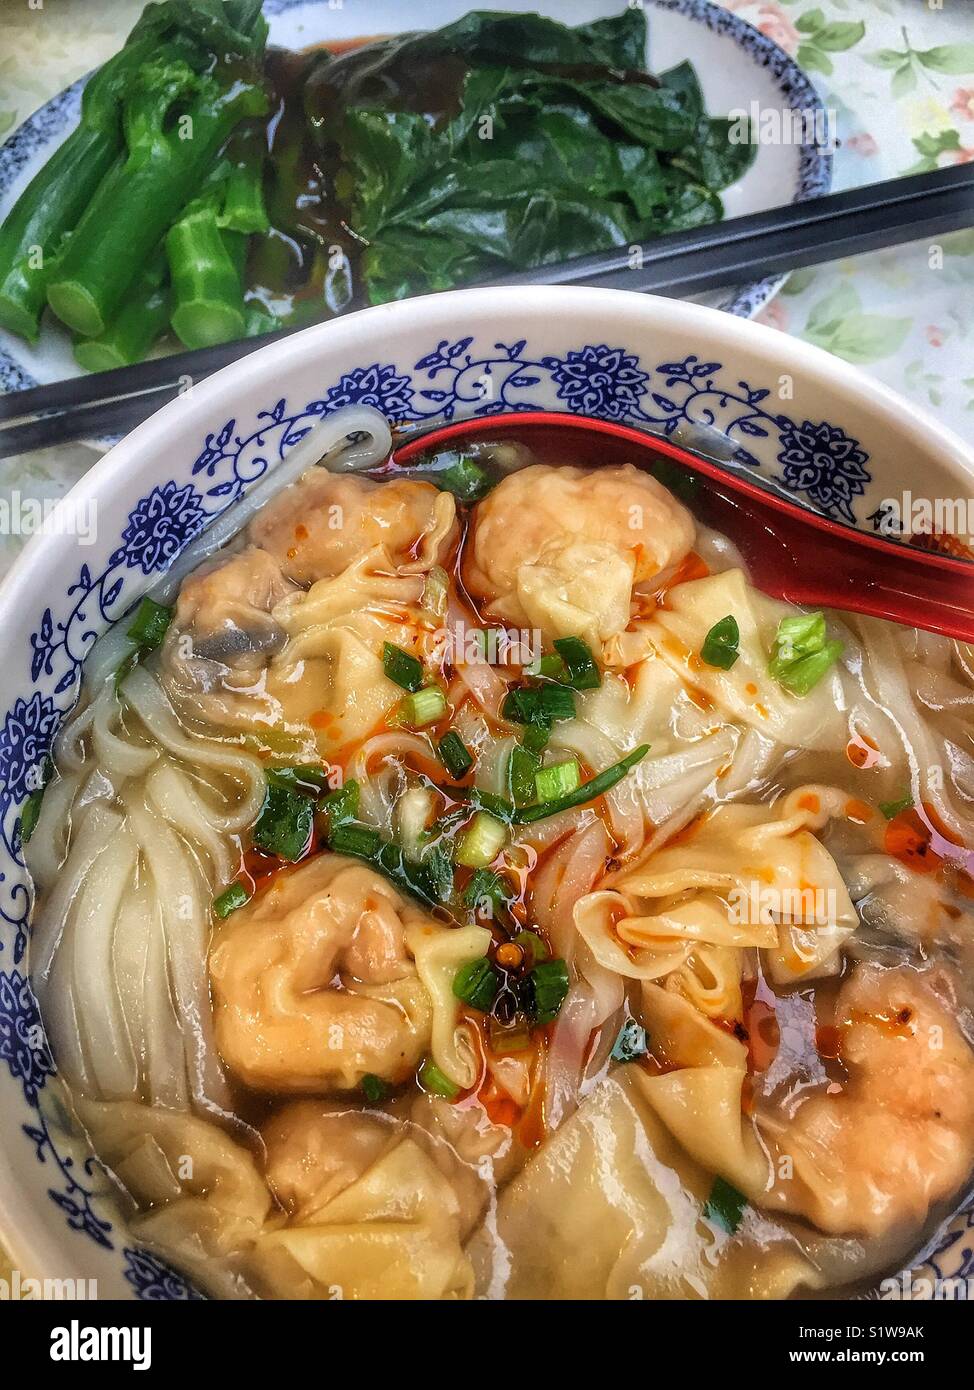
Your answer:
[0,0,832,396]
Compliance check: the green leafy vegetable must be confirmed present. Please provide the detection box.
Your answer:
[508,744,542,808]
[463,868,511,915]
[700,615,740,670]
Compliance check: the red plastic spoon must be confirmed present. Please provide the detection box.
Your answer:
[392,411,974,643]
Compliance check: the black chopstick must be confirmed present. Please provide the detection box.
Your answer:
[1,164,972,459]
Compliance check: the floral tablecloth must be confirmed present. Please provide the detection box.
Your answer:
[0,0,971,578]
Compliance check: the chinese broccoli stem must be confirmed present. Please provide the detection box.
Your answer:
[47,72,267,340]
[73,251,170,372]
[167,204,247,348]
[221,124,270,235]
[0,27,165,342]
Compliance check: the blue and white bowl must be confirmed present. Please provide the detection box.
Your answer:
[1,285,971,1299]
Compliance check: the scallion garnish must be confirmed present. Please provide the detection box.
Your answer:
[521,722,550,754]
[512,744,649,824]
[453,957,501,1012]
[704,1176,748,1234]
[253,780,315,862]
[437,730,473,780]
[529,957,570,1025]
[117,596,174,689]
[700,615,740,670]
[611,1018,649,1063]
[534,758,580,803]
[455,811,508,868]
[423,843,455,902]
[321,778,359,830]
[502,682,575,727]
[398,685,447,728]
[463,867,510,915]
[508,743,541,807]
[266,764,331,795]
[438,455,491,502]
[361,1073,388,1103]
[327,820,440,908]
[536,651,569,682]
[553,635,601,689]
[879,791,913,820]
[19,755,52,845]
[419,1056,460,1099]
[768,612,843,696]
[126,596,173,651]
[383,641,423,692]
[213,881,253,919]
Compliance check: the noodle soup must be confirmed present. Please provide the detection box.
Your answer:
[24,407,974,1300]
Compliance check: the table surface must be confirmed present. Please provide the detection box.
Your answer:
[0,0,972,578]
[0,0,971,1285]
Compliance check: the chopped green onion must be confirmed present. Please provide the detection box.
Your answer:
[502,682,575,727]
[769,611,843,695]
[513,930,548,968]
[419,1056,460,1099]
[423,843,455,902]
[437,730,473,780]
[463,868,510,915]
[535,651,569,681]
[213,881,253,919]
[513,744,650,824]
[453,957,501,1012]
[700,615,740,671]
[540,683,576,722]
[330,822,381,859]
[266,764,331,795]
[361,1073,388,1103]
[422,565,449,620]
[117,596,174,689]
[320,779,359,830]
[879,791,913,820]
[20,788,44,844]
[508,744,542,807]
[126,596,173,652]
[489,1016,532,1054]
[534,758,580,803]
[253,781,314,862]
[611,1018,648,1063]
[383,641,423,692]
[438,455,491,502]
[704,1176,748,1234]
[553,636,601,690]
[455,811,508,868]
[521,722,550,754]
[398,685,447,728]
[529,958,570,1026]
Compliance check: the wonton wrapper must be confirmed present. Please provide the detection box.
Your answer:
[607,785,859,984]
[78,1099,271,1299]
[248,1101,473,1300]
[467,1069,819,1300]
